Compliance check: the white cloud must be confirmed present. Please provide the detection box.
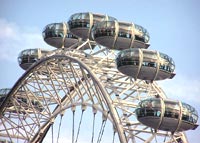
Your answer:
[0,19,19,39]
[0,18,53,62]
[158,74,200,105]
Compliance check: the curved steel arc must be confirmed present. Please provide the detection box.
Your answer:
[54,54,127,143]
[0,38,188,142]
[0,55,52,114]
[0,54,127,143]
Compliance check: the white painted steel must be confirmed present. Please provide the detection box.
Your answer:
[0,40,188,143]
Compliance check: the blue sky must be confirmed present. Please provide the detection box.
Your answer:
[0,0,200,142]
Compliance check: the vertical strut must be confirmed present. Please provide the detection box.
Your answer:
[97,120,106,143]
[72,111,75,143]
[97,112,108,143]
[112,131,116,143]
[51,124,54,143]
[57,114,63,143]
[91,113,96,143]
[75,110,84,143]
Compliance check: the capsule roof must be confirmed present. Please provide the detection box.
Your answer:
[136,98,199,132]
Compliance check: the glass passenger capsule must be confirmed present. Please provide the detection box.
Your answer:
[0,139,13,143]
[68,12,116,40]
[92,20,150,49]
[18,48,49,70]
[0,88,10,106]
[0,88,43,113]
[135,98,199,132]
[43,22,79,48]
[116,48,175,81]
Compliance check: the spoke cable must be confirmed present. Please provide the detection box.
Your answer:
[112,131,116,143]
[163,132,167,142]
[75,110,85,143]
[72,110,75,143]
[97,112,108,143]
[91,112,96,143]
[152,129,158,143]
[97,120,105,143]
[57,114,63,143]
[52,123,54,143]
[17,119,19,143]
[155,133,158,143]
[99,118,107,143]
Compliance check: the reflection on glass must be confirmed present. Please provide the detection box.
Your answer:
[0,88,43,112]
[182,102,198,123]
[164,100,179,119]
[136,98,198,125]
[68,15,90,28]
[93,21,116,38]
[159,52,175,72]
[116,48,140,67]
[43,23,65,39]
[136,98,162,118]
[134,24,150,43]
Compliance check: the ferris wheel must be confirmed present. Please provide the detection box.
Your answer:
[0,12,198,143]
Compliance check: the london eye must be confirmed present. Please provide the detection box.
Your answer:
[0,12,198,143]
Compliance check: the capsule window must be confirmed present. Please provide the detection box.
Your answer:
[93,14,104,22]
[137,99,162,118]
[135,35,145,42]
[164,101,179,119]
[182,102,198,123]
[55,23,63,30]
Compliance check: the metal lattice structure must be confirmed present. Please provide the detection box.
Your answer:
[0,12,196,143]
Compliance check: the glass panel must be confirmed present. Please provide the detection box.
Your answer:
[30,49,37,55]
[143,50,157,60]
[135,24,143,32]
[182,102,198,123]
[152,99,161,108]
[82,13,90,19]
[107,16,116,21]
[134,24,150,43]
[43,23,66,38]
[144,34,150,43]
[136,98,162,118]
[142,50,157,68]
[22,50,29,55]
[164,100,179,119]
[93,21,116,38]
[118,23,132,38]
[116,49,139,67]
[55,23,63,30]
[182,103,190,122]
[129,49,139,59]
[71,13,81,20]
[135,35,145,42]
[68,13,90,28]
[159,52,175,73]
[136,108,145,117]
[119,22,131,30]
[108,21,115,28]
[0,88,10,96]
[93,14,104,21]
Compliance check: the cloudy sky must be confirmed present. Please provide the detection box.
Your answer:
[0,0,200,142]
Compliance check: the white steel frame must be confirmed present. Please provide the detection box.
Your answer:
[0,40,188,143]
